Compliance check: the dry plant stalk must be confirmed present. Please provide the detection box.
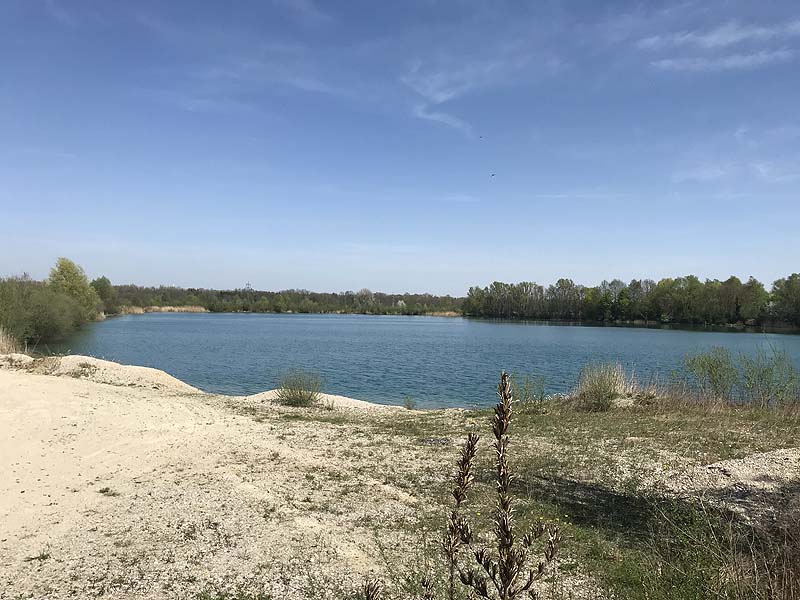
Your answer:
[443,432,479,598]
[360,372,560,600]
[452,372,561,600]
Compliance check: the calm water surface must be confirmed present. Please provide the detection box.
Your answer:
[51,314,800,408]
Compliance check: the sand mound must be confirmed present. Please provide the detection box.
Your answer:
[0,353,35,368]
[667,448,800,519]
[245,390,397,412]
[5,354,200,394]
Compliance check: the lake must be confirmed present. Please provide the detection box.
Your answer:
[50,313,800,408]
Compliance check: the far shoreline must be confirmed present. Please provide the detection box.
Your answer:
[107,308,800,335]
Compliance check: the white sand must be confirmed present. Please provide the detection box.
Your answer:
[0,357,413,599]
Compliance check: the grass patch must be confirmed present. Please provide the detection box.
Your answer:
[604,501,800,600]
[511,372,547,412]
[356,391,800,597]
[683,346,800,407]
[274,369,322,407]
[573,362,631,411]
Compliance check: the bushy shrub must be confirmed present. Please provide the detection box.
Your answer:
[0,258,102,346]
[740,348,799,408]
[274,369,322,407]
[25,286,83,340]
[683,346,799,407]
[1,277,79,343]
[684,347,738,401]
[574,362,627,411]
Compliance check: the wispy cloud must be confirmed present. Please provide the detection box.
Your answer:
[638,20,800,50]
[672,163,731,183]
[402,54,533,104]
[413,104,473,135]
[43,0,76,26]
[401,45,560,135]
[652,49,793,72]
[6,146,78,160]
[401,57,518,134]
[751,161,800,183]
[272,0,332,26]
[439,194,481,204]
[131,15,354,114]
[130,87,260,114]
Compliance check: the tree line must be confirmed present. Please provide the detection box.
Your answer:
[0,257,463,345]
[112,285,462,316]
[4,258,800,347]
[462,274,800,327]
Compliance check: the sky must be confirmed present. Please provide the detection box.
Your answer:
[1,0,799,296]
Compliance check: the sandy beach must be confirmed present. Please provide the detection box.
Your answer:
[0,355,428,599]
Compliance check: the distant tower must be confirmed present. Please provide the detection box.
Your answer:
[244,282,253,292]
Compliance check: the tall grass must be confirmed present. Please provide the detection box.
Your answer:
[636,503,800,600]
[566,349,799,411]
[684,347,739,401]
[572,362,638,411]
[274,369,323,407]
[0,325,20,354]
[740,348,799,408]
[511,372,546,411]
[683,346,799,407]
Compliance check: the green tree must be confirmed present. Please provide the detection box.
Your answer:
[772,273,800,325]
[48,258,101,323]
[719,276,743,322]
[90,276,119,314]
[739,276,768,322]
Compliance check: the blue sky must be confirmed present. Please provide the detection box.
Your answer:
[1,0,799,295]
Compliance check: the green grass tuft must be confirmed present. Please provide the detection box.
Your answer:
[274,369,323,407]
[573,362,628,411]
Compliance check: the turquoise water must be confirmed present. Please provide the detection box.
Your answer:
[50,313,800,408]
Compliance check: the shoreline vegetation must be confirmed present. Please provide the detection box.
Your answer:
[1,257,800,349]
[1,353,798,598]
[118,305,210,314]
[463,275,800,329]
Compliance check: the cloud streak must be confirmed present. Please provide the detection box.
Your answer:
[672,163,731,183]
[638,20,800,50]
[271,0,332,26]
[652,49,793,72]
[43,0,77,26]
[412,104,473,135]
[751,161,800,183]
[400,41,559,135]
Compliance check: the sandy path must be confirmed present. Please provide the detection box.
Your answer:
[0,367,423,599]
